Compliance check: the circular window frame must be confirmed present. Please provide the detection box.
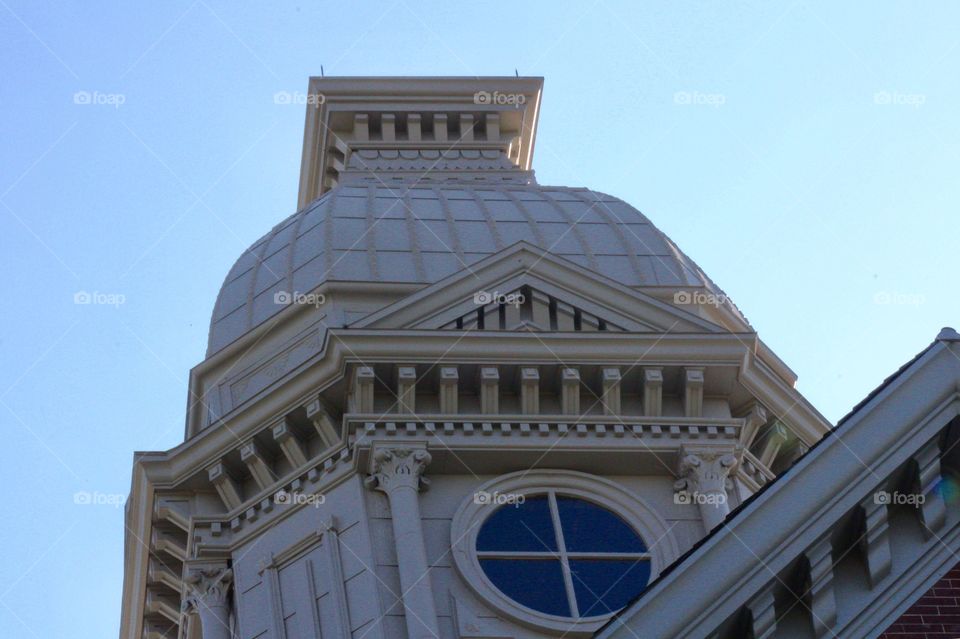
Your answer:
[451,469,680,635]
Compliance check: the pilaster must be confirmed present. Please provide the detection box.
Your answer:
[366,443,439,639]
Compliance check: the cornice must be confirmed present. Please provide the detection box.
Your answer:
[184,327,759,446]
[146,329,828,490]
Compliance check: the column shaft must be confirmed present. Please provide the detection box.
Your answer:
[387,485,439,639]
[367,446,440,639]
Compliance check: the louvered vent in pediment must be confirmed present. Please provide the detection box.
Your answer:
[440,285,626,332]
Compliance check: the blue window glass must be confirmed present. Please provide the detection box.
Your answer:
[557,497,647,553]
[476,495,557,552]
[479,559,570,617]
[476,492,652,620]
[568,559,652,616]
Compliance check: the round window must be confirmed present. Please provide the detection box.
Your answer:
[476,491,651,619]
[451,470,679,634]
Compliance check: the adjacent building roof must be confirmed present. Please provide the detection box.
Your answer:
[597,328,960,639]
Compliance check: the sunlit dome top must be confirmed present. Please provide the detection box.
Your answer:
[207,182,724,354]
[206,76,738,354]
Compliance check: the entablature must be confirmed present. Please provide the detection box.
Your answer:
[148,331,828,518]
[348,415,749,486]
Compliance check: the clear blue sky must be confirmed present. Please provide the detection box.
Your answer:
[1,2,958,636]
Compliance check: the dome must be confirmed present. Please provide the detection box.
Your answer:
[207,182,724,354]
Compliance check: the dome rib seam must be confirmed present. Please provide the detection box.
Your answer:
[364,185,380,279]
[245,223,283,330]
[401,189,427,281]
[471,188,507,251]
[433,187,468,265]
[322,188,337,280]
[539,189,600,272]
[571,190,654,285]
[500,188,549,249]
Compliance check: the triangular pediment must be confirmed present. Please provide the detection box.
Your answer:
[349,242,725,333]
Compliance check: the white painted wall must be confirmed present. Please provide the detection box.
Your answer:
[229,467,707,639]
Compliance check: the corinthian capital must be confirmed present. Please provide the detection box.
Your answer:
[674,447,739,496]
[365,445,432,494]
[183,565,233,613]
